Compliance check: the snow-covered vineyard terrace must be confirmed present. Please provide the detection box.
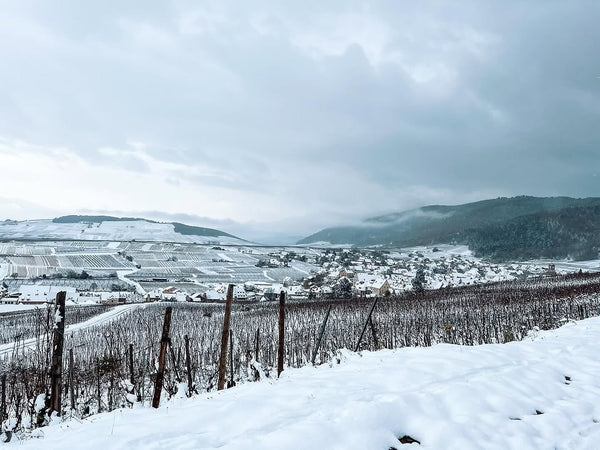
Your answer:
[8,316,600,450]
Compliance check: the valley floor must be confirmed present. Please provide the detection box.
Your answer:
[10,317,600,449]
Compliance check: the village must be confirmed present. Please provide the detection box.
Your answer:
[0,240,570,309]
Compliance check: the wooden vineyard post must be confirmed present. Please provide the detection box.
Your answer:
[152,306,173,408]
[168,338,181,382]
[140,349,149,405]
[49,291,66,416]
[217,284,234,391]
[369,316,380,350]
[0,374,6,424]
[254,328,260,362]
[184,335,194,396]
[311,305,332,365]
[277,291,285,377]
[69,348,75,412]
[228,329,235,388]
[96,357,102,412]
[128,343,138,404]
[129,343,135,386]
[354,299,378,352]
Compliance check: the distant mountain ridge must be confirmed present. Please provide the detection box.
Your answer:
[298,196,600,260]
[0,215,245,244]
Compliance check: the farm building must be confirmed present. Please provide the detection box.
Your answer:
[16,284,78,305]
[0,293,20,305]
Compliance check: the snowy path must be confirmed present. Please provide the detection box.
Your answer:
[0,304,140,358]
[117,269,145,294]
[10,317,600,449]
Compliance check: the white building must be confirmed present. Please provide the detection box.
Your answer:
[17,285,78,304]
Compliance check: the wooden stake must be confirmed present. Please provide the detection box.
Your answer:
[354,299,378,352]
[311,305,332,365]
[69,348,75,411]
[152,306,172,408]
[0,374,6,424]
[228,329,235,388]
[254,328,260,362]
[128,343,135,386]
[168,338,181,382]
[184,335,194,396]
[217,284,234,390]
[277,291,285,377]
[96,357,102,413]
[369,316,379,350]
[49,291,66,416]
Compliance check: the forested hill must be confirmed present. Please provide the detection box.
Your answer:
[464,205,600,260]
[298,196,600,260]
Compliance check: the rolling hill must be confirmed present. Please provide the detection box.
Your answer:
[0,215,247,244]
[298,196,600,260]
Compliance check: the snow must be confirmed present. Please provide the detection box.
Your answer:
[0,304,141,358]
[9,317,600,449]
[0,219,246,245]
[0,304,49,313]
[34,394,46,414]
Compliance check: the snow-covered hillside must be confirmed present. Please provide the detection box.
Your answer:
[0,219,246,245]
[11,317,600,449]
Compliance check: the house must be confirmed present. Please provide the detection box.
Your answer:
[287,285,309,300]
[370,279,391,296]
[161,286,180,295]
[17,285,78,305]
[205,289,227,302]
[339,269,355,279]
[145,292,162,302]
[186,292,205,302]
[355,274,391,297]
[234,285,254,301]
[77,292,103,304]
[105,296,127,305]
[261,288,279,302]
[0,293,20,305]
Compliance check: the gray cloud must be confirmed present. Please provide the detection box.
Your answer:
[0,1,599,239]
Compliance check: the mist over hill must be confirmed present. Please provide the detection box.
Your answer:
[298,196,600,260]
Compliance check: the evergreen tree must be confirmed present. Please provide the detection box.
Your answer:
[334,277,353,299]
[412,266,426,295]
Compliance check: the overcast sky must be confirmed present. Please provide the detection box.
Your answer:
[0,1,599,242]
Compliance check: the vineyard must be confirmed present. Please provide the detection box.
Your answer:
[1,272,600,438]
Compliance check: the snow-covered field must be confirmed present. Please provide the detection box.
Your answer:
[11,317,600,449]
[0,220,246,245]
